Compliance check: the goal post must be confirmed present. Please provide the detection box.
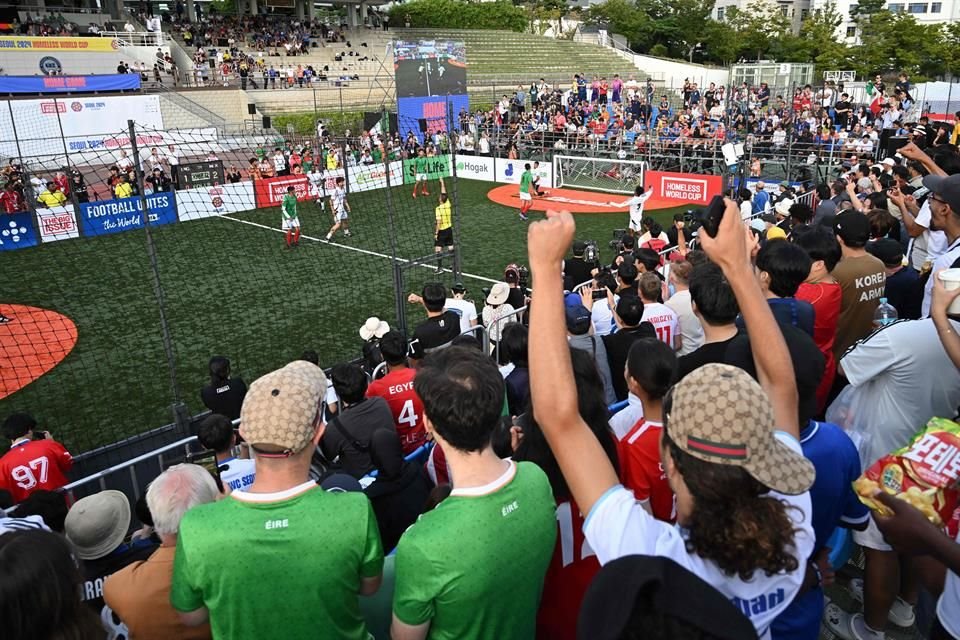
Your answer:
[552,155,646,195]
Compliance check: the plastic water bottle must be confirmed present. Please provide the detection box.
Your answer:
[873,298,898,328]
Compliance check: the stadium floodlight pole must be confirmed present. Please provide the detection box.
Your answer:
[379,108,406,337]
[127,119,185,424]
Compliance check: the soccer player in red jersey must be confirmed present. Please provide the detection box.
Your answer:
[0,413,73,504]
[618,338,678,523]
[365,331,427,455]
[513,348,620,640]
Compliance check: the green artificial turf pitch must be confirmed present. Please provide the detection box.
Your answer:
[0,179,685,453]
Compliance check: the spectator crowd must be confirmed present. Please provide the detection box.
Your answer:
[4,121,960,640]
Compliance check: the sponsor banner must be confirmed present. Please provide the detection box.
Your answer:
[402,155,451,185]
[0,95,165,160]
[254,175,311,208]
[347,161,403,193]
[0,36,120,52]
[175,160,225,190]
[454,156,494,181]
[36,206,79,243]
[64,127,218,163]
[495,159,554,189]
[647,171,723,207]
[0,211,39,252]
[78,191,178,237]
[397,94,470,144]
[0,74,140,94]
[177,182,255,222]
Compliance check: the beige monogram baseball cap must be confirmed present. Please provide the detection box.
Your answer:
[240,360,328,456]
[665,363,814,495]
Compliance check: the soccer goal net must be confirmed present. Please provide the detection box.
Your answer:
[553,155,646,194]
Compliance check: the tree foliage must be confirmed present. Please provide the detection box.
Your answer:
[585,0,956,79]
[388,0,528,32]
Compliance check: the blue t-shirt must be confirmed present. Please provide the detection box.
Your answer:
[753,190,771,214]
[771,420,870,640]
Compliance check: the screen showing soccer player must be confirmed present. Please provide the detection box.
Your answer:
[394,40,466,97]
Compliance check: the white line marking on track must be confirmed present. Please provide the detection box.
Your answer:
[218,214,501,285]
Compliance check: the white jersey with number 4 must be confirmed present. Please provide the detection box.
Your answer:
[641,302,679,349]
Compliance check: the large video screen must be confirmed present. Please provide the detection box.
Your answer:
[394,39,467,97]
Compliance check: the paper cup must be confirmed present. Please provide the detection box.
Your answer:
[939,269,960,315]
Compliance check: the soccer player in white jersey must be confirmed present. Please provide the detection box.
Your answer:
[613,185,652,237]
[307,166,326,208]
[324,176,351,241]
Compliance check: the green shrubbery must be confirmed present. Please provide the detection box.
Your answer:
[389,0,528,32]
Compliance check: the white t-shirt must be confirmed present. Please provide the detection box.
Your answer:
[665,290,704,356]
[272,154,287,173]
[641,302,680,348]
[609,393,644,441]
[583,432,813,640]
[482,304,516,343]
[937,530,960,638]
[219,457,256,492]
[835,319,960,468]
[922,237,960,317]
[331,187,347,213]
[444,297,478,334]
[478,138,490,154]
[591,296,618,337]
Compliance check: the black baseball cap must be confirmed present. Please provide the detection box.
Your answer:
[578,555,758,640]
[573,240,587,254]
[866,238,904,267]
[834,211,871,247]
[923,174,960,213]
[451,282,466,293]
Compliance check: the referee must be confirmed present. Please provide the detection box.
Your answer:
[434,177,454,274]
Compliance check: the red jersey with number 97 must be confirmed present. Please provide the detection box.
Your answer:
[366,367,427,455]
[0,439,73,504]
[536,498,600,640]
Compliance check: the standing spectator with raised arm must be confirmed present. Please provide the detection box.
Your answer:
[527,204,814,639]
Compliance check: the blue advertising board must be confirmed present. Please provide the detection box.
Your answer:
[0,74,141,94]
[78,192,178,237]
[397,94,470,144]
[0,212,39,252]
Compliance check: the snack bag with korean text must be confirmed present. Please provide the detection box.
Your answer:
[853,417,960,527]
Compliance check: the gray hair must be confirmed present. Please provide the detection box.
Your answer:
[145,464,219,536]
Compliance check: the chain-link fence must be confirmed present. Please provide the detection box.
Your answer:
[0,98,466,459]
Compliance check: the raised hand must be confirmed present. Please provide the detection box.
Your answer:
[528,210,575,273]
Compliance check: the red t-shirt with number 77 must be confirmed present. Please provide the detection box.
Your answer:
[0,439,73,504]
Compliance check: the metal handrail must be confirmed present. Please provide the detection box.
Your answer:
[487,304,527,363]
[61,435,198,500]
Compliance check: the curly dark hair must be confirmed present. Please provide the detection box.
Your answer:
[664,433,800,580]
